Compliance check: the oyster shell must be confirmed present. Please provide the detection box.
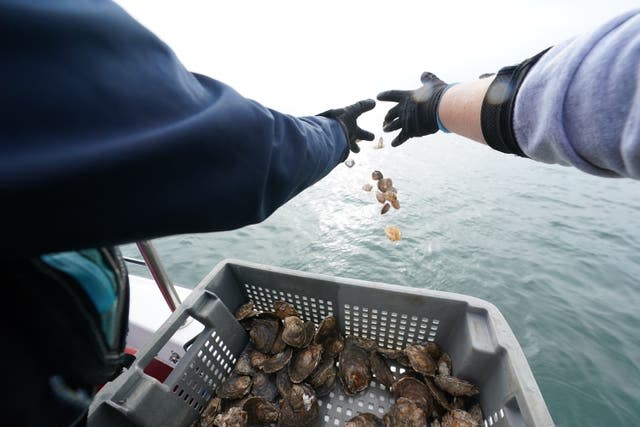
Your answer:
[262,347,293,374]
[381,203,391,215]
[201,397,222,426]
[217,374,252,400]
[339,338,372,395]
[377,178,393,192]
[345,412,384,426]
[468,404,484,426]
[250,350,269,370]
[276,368,293,397]
[382,397,428,427]
[384,226,402,241]
[391,376,433,413]
[270,328,288,355]
[434,375,479,397]
[404,344,437,376]
[372,170,383,180]
[213,406,248,427]
[363,183,373,192]
[424,376,453,411]
[251,372,279,401]
[234,351,255,376]
[235,301,258,321]
[375,192,386,204]
[314,316,344,357]
[348,335,377,352]
[278,383,320,427]
[369,351,395,388]
[288,344,323,383]
[250,316,280,353]
[274,300,299,320]
[308,356,336,389]
[437,353,452,377]
[243,396,280,426]
[281,316,309,348]
[442,409,480,427]
[391,199,401,209]
[377,347,404,360]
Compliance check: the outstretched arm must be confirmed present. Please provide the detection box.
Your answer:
[0,1,373,257]
[378,9,640,179]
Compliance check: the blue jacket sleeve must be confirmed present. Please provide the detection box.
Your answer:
[0,1,349,257]
[513,9,640,178]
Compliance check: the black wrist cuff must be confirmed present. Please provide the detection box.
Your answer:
[481,47,551,157]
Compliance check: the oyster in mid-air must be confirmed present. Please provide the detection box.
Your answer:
[384,225,402,241]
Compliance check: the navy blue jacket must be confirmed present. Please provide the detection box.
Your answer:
[0,0,348,258]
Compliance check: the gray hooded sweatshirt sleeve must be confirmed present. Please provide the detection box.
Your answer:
[513,9,640,178]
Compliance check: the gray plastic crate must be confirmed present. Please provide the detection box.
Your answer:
[89,259,554,427]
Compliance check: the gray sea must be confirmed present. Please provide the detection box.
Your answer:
[123,136,640,427]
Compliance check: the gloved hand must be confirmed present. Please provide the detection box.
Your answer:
[377,72,450,147]
[318,99,376,153]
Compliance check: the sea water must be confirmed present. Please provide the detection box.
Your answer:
[123,136,640,426]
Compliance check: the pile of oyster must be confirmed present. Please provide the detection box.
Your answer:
[362,170,400,215]
[193,300,483,427]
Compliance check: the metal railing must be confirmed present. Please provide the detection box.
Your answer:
[123,240,182,312]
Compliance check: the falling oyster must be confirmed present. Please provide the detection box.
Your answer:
[243,396,280,426]
[373,136,384,149]
[381,203,391,215]
[345,159,355,168]
[213,406,248,427]
[274,300,299,319]
[339,338,372,395]
[281,316,308,348]
[442,409,480,427]
[288,344,323,383]
[385,225,402,241]
[369,351,395,388]
[362,183,373,192]
[345,412,384,426]
[404,344,437,376]
[375,191,386,204]
[217,374,252,400]
[262,347,293,374]
[278,383,320,427]
[251,372,279,401]
[391,199,401,209]
[391,376,433,413]
[201,397,222,426]
[377,178,393,192]
[438,353,452,377]
[250,315,280,353]
[383,397,428,427]
[372,170,383,180]
[250,350,269,370]
[383,191,398,203]
[434,375,479,397]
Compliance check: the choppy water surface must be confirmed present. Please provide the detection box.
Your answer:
[123,137,640,426]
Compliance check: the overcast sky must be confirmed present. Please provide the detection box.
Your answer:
[116,1,638,133]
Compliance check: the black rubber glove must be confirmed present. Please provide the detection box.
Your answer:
[318,99,376,154]
[377,72,449,147]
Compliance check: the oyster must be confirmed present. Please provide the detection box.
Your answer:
[424,376,453,411]
[382,397,428,427]
[434,376,479,397]
[381,203,391,215]
[250,350,269,370]
[442,409,480,427]
[375,192,386,204]
[201,397,222,426]
[314,315,344,357]
[250,316,280,353]
[377,178,393,192]
[339,338,372,395]
[349,335,377,352]
[374,137,384,149]
[213,406,248,427]
[383,191,398,203]
[251,372,279,401]
[234,351,255,376]
[281,316,309,348]
[391,376,433,413]
[308,356,336,389]
[217,374,252,400]
[372,170,383,180]
[437,353,452,377]
[235,301,258,321]
[270,328,288,355]
[423,343,442,361]
[363,183,373,192]
[384,226,402,241]
[313,368,336,397]
[262,347,293,374]
[391,199,401,210]
[278,383,320,427]
[345,412,384,426]
[288,344,323,383]
[377,347,404,360]
[404,344,437,376]
[369,351,395,388]
[468,404,484,426]
[274,300,299,320]
[276,368,293,397]
[243,396,280,426]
